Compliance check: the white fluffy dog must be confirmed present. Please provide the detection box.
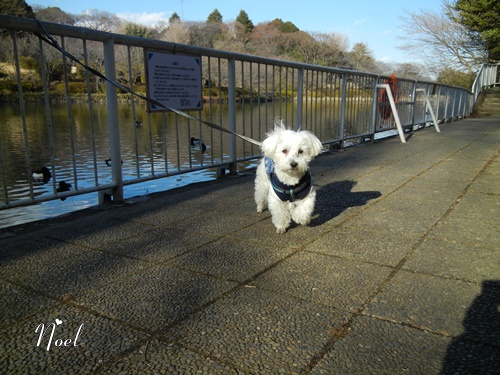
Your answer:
[255,123,323,234]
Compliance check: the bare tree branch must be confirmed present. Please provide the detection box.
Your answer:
[399,2,486,75]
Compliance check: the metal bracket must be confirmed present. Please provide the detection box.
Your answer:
[416,88,440,132]
[377,84,406,143]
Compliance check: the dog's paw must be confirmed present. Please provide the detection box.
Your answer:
[256,204,264,213]
[275,227,287,234]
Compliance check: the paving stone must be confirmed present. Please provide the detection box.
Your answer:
[170,237,296,282]
[3,250,149,300]
[0,118,498,373]
[311,315,450,374]
[50,217,156,248]
[0,304,148,374]
[103,339,240,374]
[429,192,500,248]
[366,270,482,336]
[74,265,237,332]
[253,251,393,312]
[166,287,347,374]
[107,227,219,263]
[307,226,416,267]
[404,237,500,282]
[0,280,59,329]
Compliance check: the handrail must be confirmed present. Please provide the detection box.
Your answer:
[0,15,474,90]
[0,14,479,218]
[471,63,499,102]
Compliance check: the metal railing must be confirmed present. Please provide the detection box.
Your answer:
[471,63,499,102]
[0,15,475,211]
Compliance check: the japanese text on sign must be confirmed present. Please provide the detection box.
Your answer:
[145,51,202,112]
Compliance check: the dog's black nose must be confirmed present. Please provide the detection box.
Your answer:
[290,162,298,169]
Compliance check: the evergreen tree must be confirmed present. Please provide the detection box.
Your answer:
[124,22,153,38]
[169,12,180,24]
[454,0,500,61]
[236,10,254,33]
[280,21,299,33]
[207,8,222,23]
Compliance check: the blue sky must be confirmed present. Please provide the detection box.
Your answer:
[30,0,444,64]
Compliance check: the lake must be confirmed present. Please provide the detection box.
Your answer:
[1,99,354,228]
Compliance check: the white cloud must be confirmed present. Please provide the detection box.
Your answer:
[378,29,392,36]
[117,12,170,27]
[353,18,366,25]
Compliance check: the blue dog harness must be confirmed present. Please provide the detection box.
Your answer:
[265,157,312,202]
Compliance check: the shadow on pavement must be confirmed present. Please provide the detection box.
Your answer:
[441,280,500,374]
[312,180,381,226]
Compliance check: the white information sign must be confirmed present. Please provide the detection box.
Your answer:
[145,51,202,112]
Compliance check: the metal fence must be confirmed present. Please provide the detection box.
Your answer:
[471,63,499,102]
[0,15,478,211]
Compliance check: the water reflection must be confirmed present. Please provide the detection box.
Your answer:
[0,99,363,228]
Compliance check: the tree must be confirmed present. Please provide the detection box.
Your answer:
[124,22,153,38]
[34,6,75,25]
[250,22,282,57]
[349,42,376,71]
[399,2,487,75]
[311,32,349,67]
[280,21,299,33]
[188,21,226,48]
[454,0,500,61]
[393,62,429,80]
[207,9,223,23]
[437,67,475,88]
[169,12,180,24]
[0,0,35,18]
[75,9,122,32]
[236,10,254,34]
[161,19,190,44]
[214,21,246,53]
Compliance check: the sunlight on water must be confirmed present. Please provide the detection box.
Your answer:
[0,98,375,230]
[0,169,218,229]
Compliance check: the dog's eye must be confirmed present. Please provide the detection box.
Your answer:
[282,149,288,154]
[298,149,303,154]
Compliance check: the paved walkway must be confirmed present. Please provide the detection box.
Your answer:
[1,117,499,374]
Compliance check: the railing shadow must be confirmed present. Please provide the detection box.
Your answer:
[441,280,500,374]
[311,180,381,226]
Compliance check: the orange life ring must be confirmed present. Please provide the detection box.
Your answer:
[378,74,399,120]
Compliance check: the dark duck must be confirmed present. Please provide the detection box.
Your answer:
[190,137,207,153]
[31,167,52,183]
[56,181,72,201]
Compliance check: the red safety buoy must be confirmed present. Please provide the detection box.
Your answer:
[378,74,399,120]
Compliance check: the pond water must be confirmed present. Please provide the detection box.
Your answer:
[0,99,379,229]
[0,100,301,228]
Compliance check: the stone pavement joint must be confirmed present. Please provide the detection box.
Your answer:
[1,117,499,374]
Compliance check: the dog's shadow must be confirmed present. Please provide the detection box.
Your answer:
[311,180,381,226]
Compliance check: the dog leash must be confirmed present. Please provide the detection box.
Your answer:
[33,19,262,148]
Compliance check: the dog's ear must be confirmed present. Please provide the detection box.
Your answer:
[302,131,323,157]
[261,132,280,158]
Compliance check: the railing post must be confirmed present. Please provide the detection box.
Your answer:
[296,68,304,131]
[410,81,417,127]
[103,38,123,203]
[227,58,237,174]
[339,73,347,147]
[435,85,441,121]
[369,77,379,141]
[443,89,450,121]
[451,89,457,120]
[457,91,463,118]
